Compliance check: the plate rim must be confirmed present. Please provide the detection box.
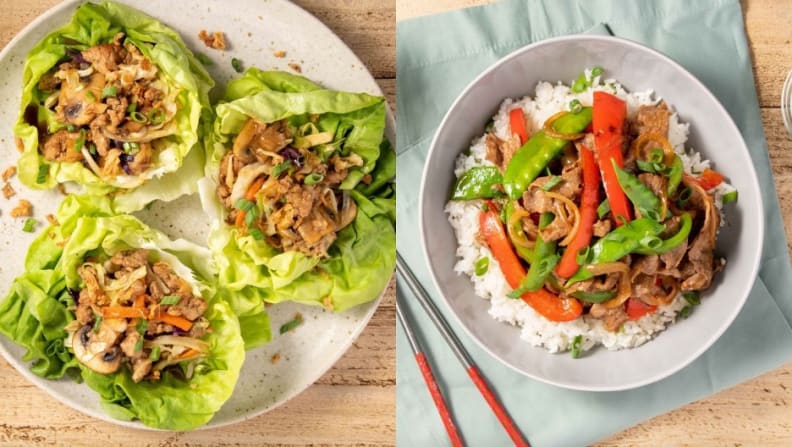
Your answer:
[418,33,765,392]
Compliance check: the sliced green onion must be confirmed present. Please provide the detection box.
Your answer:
[590,66,604,78]
[22,218,36,233]
[597,199,610,219]
[304,173,324,185]
[134,338,143,352]
[279,314,303,334]
[570,335,583,359]
[85,91,96,102]
[568,99,583,114]
[231,58,244,73]
[66,124,76,133]
[570,290,616,303]
[679,305,693,319]
[542,176,563,191]
[235,198,255,212]
[474,257,489,276]
[92,315,103,333]
[101,85,117,99]
[640,235,663,250]
[88,143,97,156]
[149,345,161,362]
[249,228,265,241]
[649,148,664,163]
[130,111,147,123]
[677,187,693,207]
[479,203,489,212]
[721,190,738,204]
[195,52,213,66]
[36,164,48,184]
[127,103,137,114]
[272,160,292,177]
[575,246,592,265]
[73,129,86,152]
[682,292,701,306]
[160,295,181,306]
[122,141,140,155]
[148,108,165,125]
[538,212,555,230]
[244,206,259,226]
[136,318,148,335]
[571,74,588,93]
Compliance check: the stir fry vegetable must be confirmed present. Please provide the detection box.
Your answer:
[451,166,503,200]
[592,91,632,224]
[503,107,592,199]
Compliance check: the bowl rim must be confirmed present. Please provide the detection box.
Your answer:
[418,34,765,392]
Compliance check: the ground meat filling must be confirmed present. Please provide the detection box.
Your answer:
[36,33,179,181]
[68,249,210,383]
[217,117,360,258]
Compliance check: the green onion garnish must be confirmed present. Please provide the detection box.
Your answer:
[721,190,738,204]
[130,111,147,123]
[160,295,181,306]
[101,85,117,99]
[570,335,583,359]
[249,228,265,241]
[66,125,76,133]
[127,103,138,114]
[122,141,140,155]
[272,160,292,177]
[231,58,244,73]
[244,206,259,227]
[590,66,604,78]
[279,314,303,334]
[148,108,165,125]
[134,338,143,352]
[636,160,655,173]
[36,164,48,184]
[149,345,161,362]
[136,318,148,335]
[682,292,701,306]
[234,198,255,212]
[92,315,103,333]
[85,91,96,102]
[480,203,489,212]
[677,187,693,207]
[569,99,583,114]
[538,212,555,230]
[22,218,36,233]
[571,74,588,93]
[649,148,664,163]
[73,129,86,152]
[474,257,489,276]
[542,176,563,191]
[679,305,693,319]
[304,173,324,185]
[195,52,213,66]
[597,199,610,219]
[88,144,97,156]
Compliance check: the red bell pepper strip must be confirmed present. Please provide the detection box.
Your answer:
[687,168,724,191]
[592,91,632,225]
[625,298,657,320]
[479,210,583,322]
[555,144,600,278]
[509,108,529,144]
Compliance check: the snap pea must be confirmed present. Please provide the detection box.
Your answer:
[567,217,665,284]
[508,213,559,296]
[570,290,616,303]
[503,107,592,199]
[612,160,663,221]
[634,212,692,255]
[451,166,504,200]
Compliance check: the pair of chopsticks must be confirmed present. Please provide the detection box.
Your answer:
[396,252,530,447]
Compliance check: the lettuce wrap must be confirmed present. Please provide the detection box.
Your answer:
[15,1,214,213]
[0,196,247,430]
[201,69,395,348]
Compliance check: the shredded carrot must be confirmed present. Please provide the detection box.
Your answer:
[176,348,201,360]
[155,313,193,331]
[101,306,147,319]
[245,176,266,201]
[235,210,246,228]
[134,294,147,308]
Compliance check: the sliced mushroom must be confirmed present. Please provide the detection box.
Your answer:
[71,325,122,374]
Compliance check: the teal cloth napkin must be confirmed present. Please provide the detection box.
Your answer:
[395,0,792,445]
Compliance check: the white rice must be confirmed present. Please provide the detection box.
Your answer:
[446,71,732,354]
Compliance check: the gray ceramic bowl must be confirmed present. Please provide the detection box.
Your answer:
[419,35,764,391]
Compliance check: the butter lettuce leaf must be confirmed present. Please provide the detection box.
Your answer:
[201,69,394,347]
[0,203,246,430]
[15,1,214,213]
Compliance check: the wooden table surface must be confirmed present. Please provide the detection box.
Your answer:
[398,0,792,445]
[0,1,396,446]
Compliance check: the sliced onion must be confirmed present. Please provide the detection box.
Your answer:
[229,162,270,204]
[506,205,536,249]
[631,132,675,165]
[338,192,357,229]
[541,190,581,246]
[150,335,210,353]
[542,111,585,140]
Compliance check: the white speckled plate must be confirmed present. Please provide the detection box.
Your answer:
[0,0,394,430]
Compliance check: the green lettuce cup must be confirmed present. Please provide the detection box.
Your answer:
[200,68,395,349]
[15,1,214,213]
[0,196,246,430]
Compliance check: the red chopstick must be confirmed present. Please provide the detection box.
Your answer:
[397,302,464,447]
[397,252,530,447]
